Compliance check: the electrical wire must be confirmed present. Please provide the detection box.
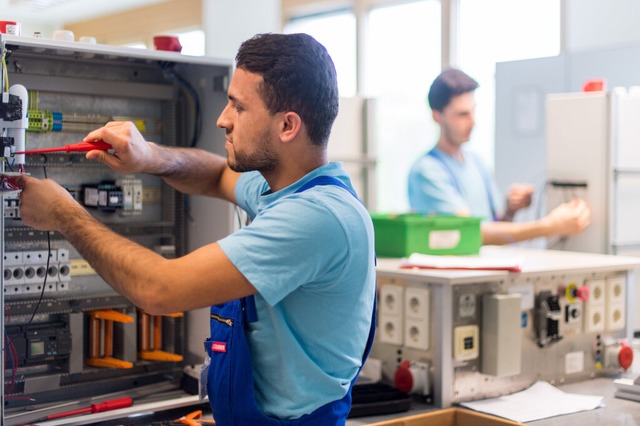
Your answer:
[2,55,9,92]
[158,62,202,148]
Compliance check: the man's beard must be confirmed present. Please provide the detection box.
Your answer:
[227,134,278,174]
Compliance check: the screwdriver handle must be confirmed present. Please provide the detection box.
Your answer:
[62,140,113,153]
[91,396,133,413]
[45,397,133,420]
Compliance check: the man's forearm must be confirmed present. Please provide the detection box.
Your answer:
[481,219,554,245]
[58,202,169,312]
[144,143,228,197]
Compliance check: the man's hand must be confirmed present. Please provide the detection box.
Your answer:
[14,175,85,232]
[506,183,534,213]
[544,198,591,236]
[84,121,156,174]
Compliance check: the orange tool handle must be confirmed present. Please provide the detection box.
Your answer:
[14,140,112,155]
[91,396,133,413]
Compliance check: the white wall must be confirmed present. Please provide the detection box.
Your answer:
[204,0,281,59]
[566,0,640,51]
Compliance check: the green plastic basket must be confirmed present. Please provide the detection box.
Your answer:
[370,213,482,257]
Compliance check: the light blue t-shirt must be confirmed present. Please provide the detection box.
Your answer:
[217,162,376,419]
[407,147,503,221]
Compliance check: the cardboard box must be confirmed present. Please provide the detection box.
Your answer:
[367,408,521,426]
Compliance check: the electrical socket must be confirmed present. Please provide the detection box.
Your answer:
[457,293,477,318]
[404,287,429,350]
[585,279,605,306]
[405,287,429,320]
[606,276,625,305]
[584,279,606,333]
[404,317,429,350]
[605,276,626,331]
[380,284,404,317]
[584,304,605,333]
[379,314,403,345]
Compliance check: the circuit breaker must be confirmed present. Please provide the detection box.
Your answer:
[1,33,232,424]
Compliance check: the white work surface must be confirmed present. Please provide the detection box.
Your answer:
[375,245,640,285]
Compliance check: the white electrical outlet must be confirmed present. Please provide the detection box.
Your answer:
[405,287,429,320]
[605,276,626,331]
[606,303,625,331]
[379,285,404,346]
[458,293,476,318]
[584,304,605,333]
[585,279,605,306]
[379,314,403,345]
[404,287,429,350]
[380,284,404,317]
[405,318,429,350]
[606,276,625,305]
[584,279,606,333]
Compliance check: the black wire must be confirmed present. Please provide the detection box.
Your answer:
[42,155,48,178]
[158,62,202,148]
[25,231,51,328]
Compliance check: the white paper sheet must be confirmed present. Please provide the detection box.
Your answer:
[459,381,604,423]
[401,252,523,272]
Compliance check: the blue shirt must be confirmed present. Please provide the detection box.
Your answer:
[218,162,376,419]
[407,147,503,221]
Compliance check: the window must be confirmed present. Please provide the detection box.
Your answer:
[457,0,561,171]
[284,10,357,97]
[364,0,441,211]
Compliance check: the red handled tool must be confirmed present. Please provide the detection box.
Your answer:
[42,397,133,421]
[13,140,112,155]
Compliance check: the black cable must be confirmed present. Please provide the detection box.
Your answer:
[25,231,50,328]
[158,62,202,148]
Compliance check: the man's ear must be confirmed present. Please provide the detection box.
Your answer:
[280,111,302,143]
[432,109,441,124]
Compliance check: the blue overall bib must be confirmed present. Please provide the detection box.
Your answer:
[204,176,376,425]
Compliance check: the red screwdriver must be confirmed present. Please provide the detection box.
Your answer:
[41,397,133,421]
[13,140,112,155]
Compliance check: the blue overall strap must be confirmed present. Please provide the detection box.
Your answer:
[295,175,360,201]
[428,148,499,221]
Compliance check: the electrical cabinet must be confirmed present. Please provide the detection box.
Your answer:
[0,34,233,424]
[546,88,640,256]
[372,246,640,408]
